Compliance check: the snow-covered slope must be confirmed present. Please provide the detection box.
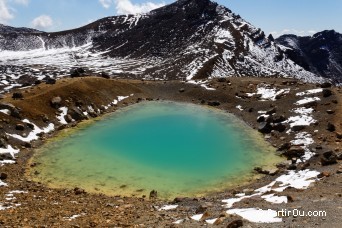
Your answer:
[276,30,342,84]
[0,0,325,92]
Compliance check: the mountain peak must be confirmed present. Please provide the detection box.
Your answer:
[0,0,327,86]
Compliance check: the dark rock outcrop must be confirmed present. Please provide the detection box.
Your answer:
[276,30,342,83]
[321,151,337,166]
[283,146,305,158]
[258,122,272,134]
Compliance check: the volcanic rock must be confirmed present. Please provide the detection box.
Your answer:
[322,89,333,97]
[12,92,23,99]
[50,96,62,109]
[15,124,25,131]
[321,151,337,166]
[327,123,336,132]
[284,146,305,158]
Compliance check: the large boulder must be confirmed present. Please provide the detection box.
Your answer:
[68,107,87,121]
[258,122,272,134]
[0,102,21,118]
[15,124,25,131]
[46,78,56,85]
[266,107,277,115]
[0,173,7,180]
[283,146,305,158]
[101,72,110,79]
[320,82,332,88]
[50,96,62,109]
[0,153,13,160]
[327,123,336,132]
[321,151,337,166]
[70,68,86,77]
[12,92,23,99]
[272,115,286,123]
[64,114,73,123]
[291,125,306,132]
[304,101,318,108]
[272,123,286,132]
[322,89,332,97]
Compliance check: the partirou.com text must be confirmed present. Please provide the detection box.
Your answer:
[277,209,327,217]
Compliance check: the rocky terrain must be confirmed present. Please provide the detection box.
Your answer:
[0,0,327,94]
[0,0,341,227]
[276,30,342,84]
[0,76,341,227]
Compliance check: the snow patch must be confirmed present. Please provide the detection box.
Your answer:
[187,80,216,91]
[0,145,19,159]
[7,119,54,142]
[158,205,178,211]
[248,84,290,101]
[236,105,244,111]
[222,169,319,208]
[191,214,203,221]
[63,213,85,221]
[0,180,7,187]
[56,107,68,125]
[9,190,28,194]
[295,97,320,105]
[296,89,323,96]
[173,219,184,224]
[291,132,315,162]
[227,208,282,223]
[0,109,11,115]
[206,218,218,224]
[261,194,288,204]
[117,96,129,102]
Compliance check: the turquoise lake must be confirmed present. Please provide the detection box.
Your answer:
[29,101,282,199]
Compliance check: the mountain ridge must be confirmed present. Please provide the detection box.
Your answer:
[276,30,342,84]
[0,0,328,90]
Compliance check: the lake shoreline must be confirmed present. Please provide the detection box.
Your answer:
[0,76,341,227]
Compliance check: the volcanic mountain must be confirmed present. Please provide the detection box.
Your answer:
[276,30,342,84]
[0,0,326,91]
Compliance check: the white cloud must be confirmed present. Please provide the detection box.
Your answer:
[11,0,29,5]
[0,0,14,23]
[99,0,112,9]
[270,29,317,38]
[114,0,165,15]
[31,15,53,29]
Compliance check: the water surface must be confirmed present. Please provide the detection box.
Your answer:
[29,101,282,199]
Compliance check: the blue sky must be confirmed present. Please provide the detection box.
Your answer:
[0,0,341,37]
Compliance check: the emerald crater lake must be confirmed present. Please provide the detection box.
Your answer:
[29,101,282,199]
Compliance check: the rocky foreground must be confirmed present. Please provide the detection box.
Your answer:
[0,76,341,227]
